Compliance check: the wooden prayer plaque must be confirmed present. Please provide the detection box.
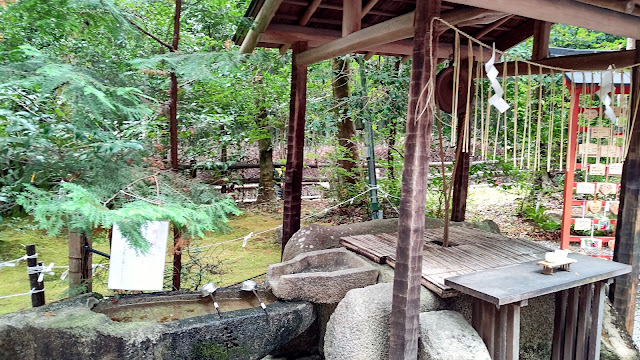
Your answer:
[599,145,621,158]
[591,127,611,138]
[598,182,616,195]
[582,109,599,121]
[589,163,606,176]
[576,182,596,195]
[578,144,599,156]
[609,163,623,175]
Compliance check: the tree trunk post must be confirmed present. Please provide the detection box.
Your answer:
[26,244,45,307]
[68,232,92,294]
[172,225,182,291]
[282,41,308,255]
[389,1,441,358]
[609,44,640,335]
[255,72,276,203]
[332,57,359,186]
[451,113,470,222]
[169,0,182,171]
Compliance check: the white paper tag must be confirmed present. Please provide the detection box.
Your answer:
[574,218,592,231]
[609,163,623,175]
[589,163,607,176]
[576,182,596,195]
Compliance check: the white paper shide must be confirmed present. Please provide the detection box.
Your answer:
[108,221,169,291]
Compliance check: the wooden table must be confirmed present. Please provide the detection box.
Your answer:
[445,253,631,360]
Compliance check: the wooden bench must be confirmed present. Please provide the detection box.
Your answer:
[445,253,631,360]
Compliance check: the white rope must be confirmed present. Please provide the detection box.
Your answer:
[0,253,38,270]
[0,288,45,300]
[186,187,380,251]
[27,263,55,282]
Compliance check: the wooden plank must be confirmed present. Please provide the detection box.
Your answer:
[298,0,322,26]
[587,281,606,360]
[361,0,379,18]
[472,297,483,331]
[563,287,580,360]
[576,283,594,360]
[281,41,308,251]
[552,290,568,360]
[447,0,640,39]
[495,305,508,360]
[445,253,631,306]
[531,20,552,61]
[498,49,637,77]
[506,303,521,360]
[482,301,496,356]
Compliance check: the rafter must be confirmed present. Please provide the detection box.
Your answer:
[496,49,636,76]
[494,19,535,51]
[298,0,322,26]
[447,0,640,39]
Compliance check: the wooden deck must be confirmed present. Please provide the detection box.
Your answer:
[340,227,553,298]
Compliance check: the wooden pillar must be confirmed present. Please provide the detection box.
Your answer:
[281,41,308,255]
[531,20,552,61]
[610,45,640,334]
[69,232,91,294]
[560,81,581,250]
[451,115,470,222]
[389,0,441,358]
[26,244,45,307]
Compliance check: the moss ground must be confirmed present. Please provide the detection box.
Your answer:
[0,213,282,315]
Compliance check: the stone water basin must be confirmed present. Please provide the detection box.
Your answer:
[94,290,278,323]
[0,289,314,360]
[267,248,379,303]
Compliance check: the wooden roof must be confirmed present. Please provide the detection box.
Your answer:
[238,0,533,57]
[237,0,640,69]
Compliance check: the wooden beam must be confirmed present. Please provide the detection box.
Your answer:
[281,41,308,251]
[610,44,640,335]
[279,43,291,54]
[531,20,552,61]
[497,49,636,76]
[473,14,513,39]
[343,0,362,36]
[299,0,322,26]
[364,51,375,60]
[575,0,640,17]
[361,0,380,18]
[261,23,486,58]
[240,0,284,53]
[389,0,441,358]
[296,8,499,65]
[447,0,640,39]
[494,19,535,51]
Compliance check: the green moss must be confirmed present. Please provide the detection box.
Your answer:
[0,213,282,315]
[191,342,230,360]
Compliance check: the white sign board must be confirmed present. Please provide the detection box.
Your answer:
[108,221,169,291]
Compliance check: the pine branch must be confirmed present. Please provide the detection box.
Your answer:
[126,17,175,52]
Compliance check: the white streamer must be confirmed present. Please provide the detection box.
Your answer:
[484,44,510,113]
[242,232,254,248]
[596,66,618,124]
